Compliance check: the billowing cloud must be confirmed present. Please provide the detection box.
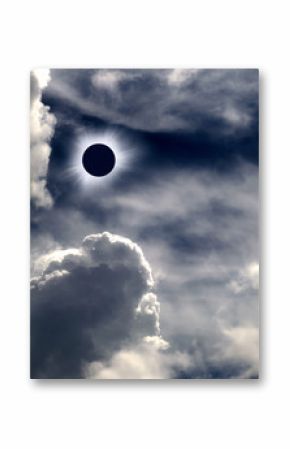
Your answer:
[46,69,258,134]
[31,164,259,379]
[31,232,166,378]
[30,69,56,208]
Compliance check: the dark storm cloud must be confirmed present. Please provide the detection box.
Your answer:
[31,232,162,378]
[46,68,258,136]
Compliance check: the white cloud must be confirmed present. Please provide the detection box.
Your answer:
[82,232,154,287]
[85,337,190,380]
[136,293,161,335]
[30,69,56,208]
[222,326,259,378]
[167,68,198,86]
[91,70,127,90]
[33,68,51,89]
[228,262,259,294]
[85,339,168,379]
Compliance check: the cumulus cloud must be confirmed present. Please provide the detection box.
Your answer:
[31,163,259,378]
[46,69,258,134]
[31,232,167,378]
[35,159,259,378]
[30,69,56,208]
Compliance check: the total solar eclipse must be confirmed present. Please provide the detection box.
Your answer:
[82,143,116,177]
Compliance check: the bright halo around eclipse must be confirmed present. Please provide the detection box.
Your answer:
[67,131,134,189]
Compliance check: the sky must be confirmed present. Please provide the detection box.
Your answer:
[30,68,259,379]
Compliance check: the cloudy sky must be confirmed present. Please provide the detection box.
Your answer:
[30,69,259,379]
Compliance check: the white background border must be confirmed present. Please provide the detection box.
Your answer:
[0,1,288,447]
